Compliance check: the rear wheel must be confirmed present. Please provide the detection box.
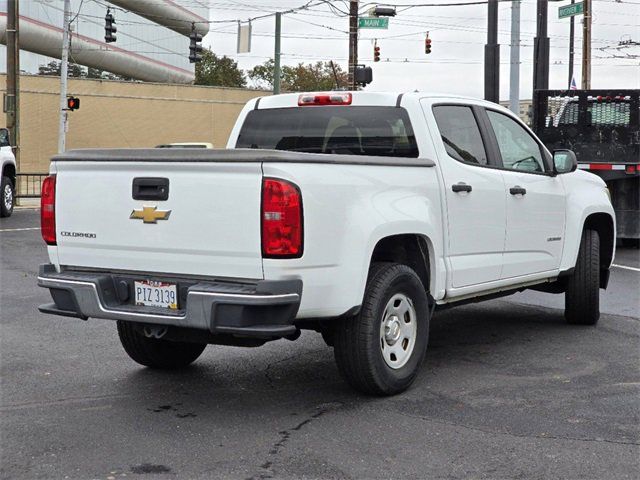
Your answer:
[565,229,600,325]
[117,321,206,369]
[1,176,14,217]
[333,262,430,396]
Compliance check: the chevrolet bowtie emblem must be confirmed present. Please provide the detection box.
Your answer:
[130,206,171,224]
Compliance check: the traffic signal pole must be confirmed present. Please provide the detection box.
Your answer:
[532,0,550,94]
[274,12,282,94]
[6,0,20,172]
[348,0,359,90]
[581,0,592,89]
[509,0,521,114]
[484,0,500,103]
[568,0,575,89]
[58,0,71,154]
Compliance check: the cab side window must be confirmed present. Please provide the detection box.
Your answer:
[486,110,545,173]
[0,128,9,147]
[433,106,488,166]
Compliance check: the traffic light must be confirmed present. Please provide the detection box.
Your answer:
[104,9,117,43]
[189,24,203,63]
[425,34,432,55]
[373,6,396,17]
[354,65,373,86]
[374,42,381,62]
[67,96,80,111]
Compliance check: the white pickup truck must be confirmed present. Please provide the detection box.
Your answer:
[38,92,615,395]
[1,127,16,217]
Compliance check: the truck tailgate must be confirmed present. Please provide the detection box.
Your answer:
[54,161,264,280]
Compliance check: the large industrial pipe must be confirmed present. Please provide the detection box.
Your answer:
[109,0,209,37]
[0,14,194,84]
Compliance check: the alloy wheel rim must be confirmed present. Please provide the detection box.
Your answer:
[3,184,12,210]
[379,293,417,369]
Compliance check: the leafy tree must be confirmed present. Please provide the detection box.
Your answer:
[38,61,60,76]
[86,67,104,79]
[86,67,134,81]
[38,61,134,81]
[38,61,85,78]
[248,59,347,91]
[195,49,247,88]
[247,59,276,89]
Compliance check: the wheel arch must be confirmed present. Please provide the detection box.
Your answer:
[2,161,16,186]
[369,233,434,296]
[583,212,615,273]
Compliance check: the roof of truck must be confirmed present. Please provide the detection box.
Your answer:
[254,91,504,110]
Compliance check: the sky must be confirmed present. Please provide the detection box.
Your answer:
[203,0,640,100]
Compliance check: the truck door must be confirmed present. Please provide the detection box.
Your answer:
[481,108,566,278]
[429,103,507,288]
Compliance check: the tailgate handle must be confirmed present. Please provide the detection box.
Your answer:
[132,177,169,201]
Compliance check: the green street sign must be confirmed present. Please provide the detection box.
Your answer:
[558,2,584,19]
[358,17,389,29]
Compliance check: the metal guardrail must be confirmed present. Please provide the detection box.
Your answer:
[16,173,48,199]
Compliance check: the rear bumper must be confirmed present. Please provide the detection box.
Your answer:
[37,264,302,338]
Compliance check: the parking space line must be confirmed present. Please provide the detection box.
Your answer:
[0,227,40,232]
[612,264,640,273]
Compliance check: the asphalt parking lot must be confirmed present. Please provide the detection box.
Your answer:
[1,208,639,480]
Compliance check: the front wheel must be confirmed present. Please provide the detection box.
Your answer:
[117,321,206,369]
[333,262,430,396]
[0,176,14,217]
[565,229,600,325]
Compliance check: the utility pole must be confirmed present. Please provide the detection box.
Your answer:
[274,12,282,94]
[484,0,499,103]
[58,0,72,154]
[509,0,521,114]
[6,0,20,172]
[330,60,342,89]
[348,0,359,90]
[568,0,575,89]
[581,0,592,89]
[533,0,550,94]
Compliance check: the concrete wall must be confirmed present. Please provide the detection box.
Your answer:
[0,74,266,173]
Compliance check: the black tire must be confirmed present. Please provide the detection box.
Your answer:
[1,175,14,217]
[117,321,206,369]
[320,327,335,347]
[565,229,600,325]
[333,262,430,396]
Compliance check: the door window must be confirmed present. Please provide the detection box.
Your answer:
[432,106,488,165]
[486,110,545,173]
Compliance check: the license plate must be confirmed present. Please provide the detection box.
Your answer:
[134,280,178,309]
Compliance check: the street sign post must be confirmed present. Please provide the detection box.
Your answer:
[558,2,584,19]
[358,17,389,29]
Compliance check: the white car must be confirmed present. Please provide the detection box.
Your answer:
[0,128,16,217]
[37,91,615,395]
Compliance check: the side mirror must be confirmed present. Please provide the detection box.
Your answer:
[0,128,10,148]
[553,149,577,175]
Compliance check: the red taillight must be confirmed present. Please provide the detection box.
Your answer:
[261,178,302,258]
[298,93,352,106]
[626,165,637,174]
[41,175,56,245]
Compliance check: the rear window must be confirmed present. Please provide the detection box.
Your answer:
[235,106,419,158]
